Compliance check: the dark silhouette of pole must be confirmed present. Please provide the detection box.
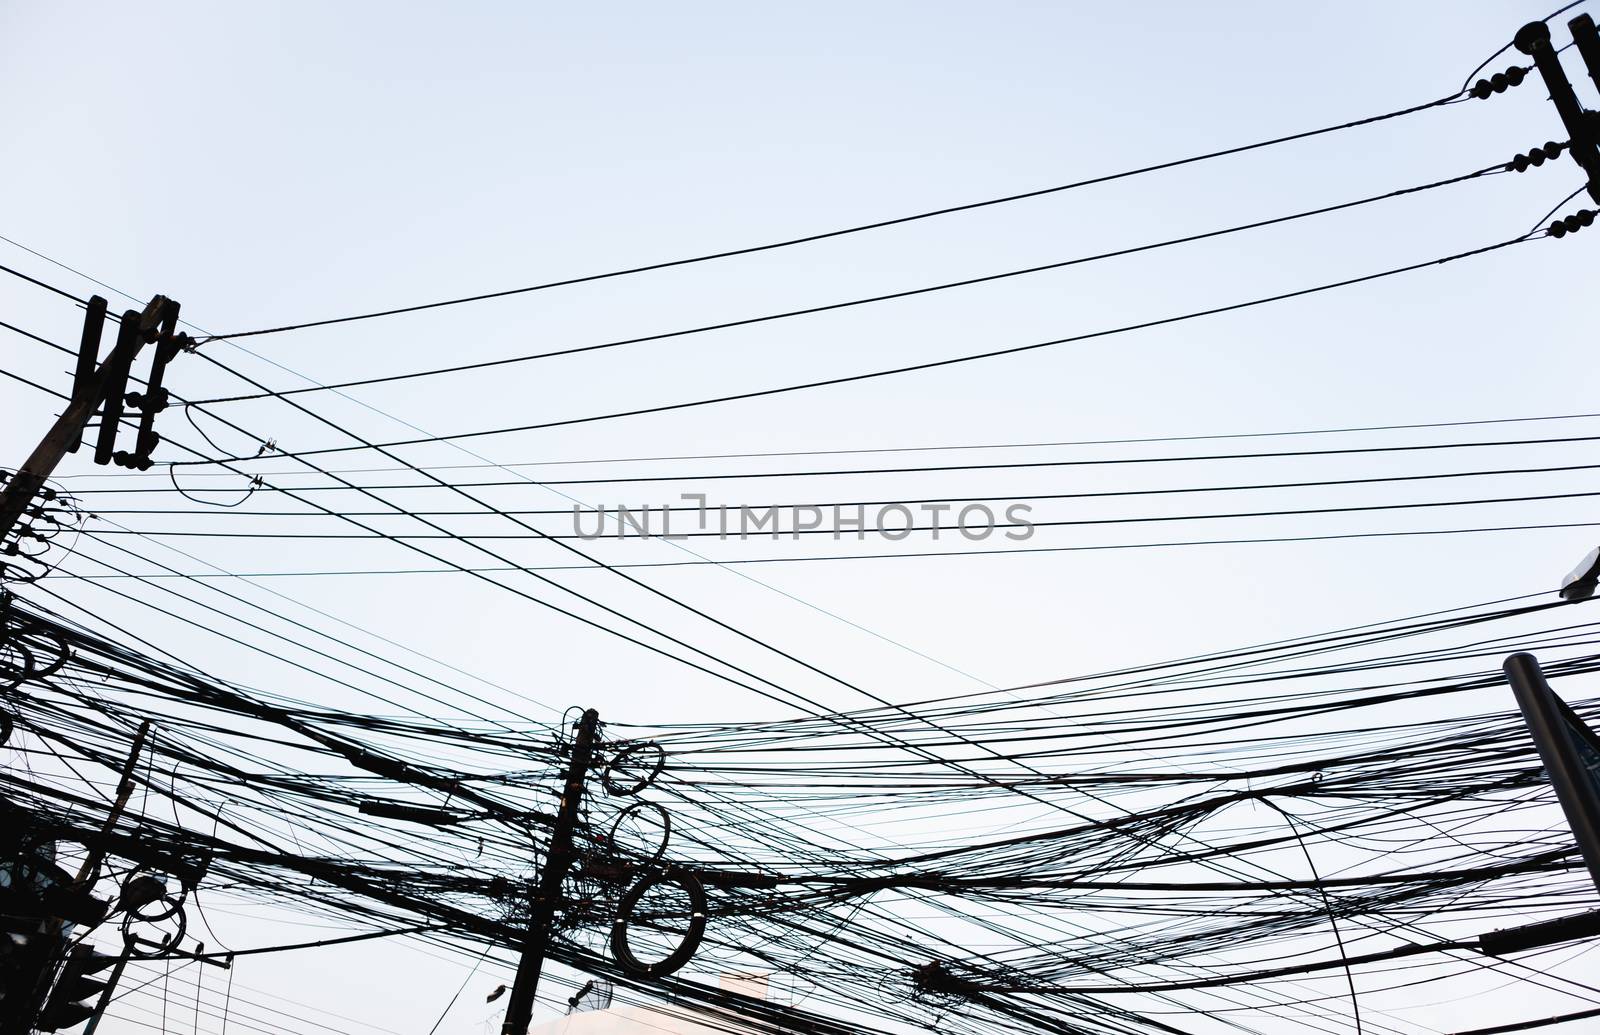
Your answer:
[1568,14,1600,98]
[1515,20,1600,203]
[501,708,600,1035]
[75,720,151,886]
[1503,653,1600,895]
[0,723,147,1035]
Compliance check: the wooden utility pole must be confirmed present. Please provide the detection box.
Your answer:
[501,708,600,1035]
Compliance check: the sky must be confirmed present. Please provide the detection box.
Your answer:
[2,2,1599,1033]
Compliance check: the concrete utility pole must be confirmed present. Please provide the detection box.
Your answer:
[501,708,601,1035]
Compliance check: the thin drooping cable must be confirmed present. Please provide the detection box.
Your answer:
[1268,802,1364,1035]
[185,89,1470,344]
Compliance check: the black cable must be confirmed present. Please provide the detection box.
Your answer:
[172,234,1542,465]
[48,521,1600,576]
[190,90,1470,344]
[107,331,1449,1026]
[1449,1006,1600,1035]
[152,338,1600,1029]
[188,163,1508,403]
[1458,1,1587,91]
[9,236,1587,1035]
[84,486,1600,541]
[51,409,1600,475]
[154,432,1600,488]
[1528,184,1588,233]
[76,459,1600,517]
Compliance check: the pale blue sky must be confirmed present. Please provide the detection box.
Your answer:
[3,2,1598,1032]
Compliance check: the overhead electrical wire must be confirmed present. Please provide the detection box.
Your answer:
[3,46,1587,1017]
[170,233,1547,466]
[77,459,1600,518]
[79,487,1600,541]
[187,161,1511,403]
[186,88,1475,344]
[48,409,1600,478]
[36,518,1600,579]
[9,299,1536,1030]
[6,590,1598,1035]
[100,432,1600,490]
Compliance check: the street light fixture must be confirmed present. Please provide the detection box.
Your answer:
[1560,546,1600,601]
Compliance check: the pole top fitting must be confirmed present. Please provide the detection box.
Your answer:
[1516,20,1553,55]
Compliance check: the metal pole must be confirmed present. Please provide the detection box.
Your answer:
[500,708,600,1035]
[1503,653,1600,895]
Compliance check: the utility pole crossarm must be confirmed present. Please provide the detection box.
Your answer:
[1,294,188,552]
